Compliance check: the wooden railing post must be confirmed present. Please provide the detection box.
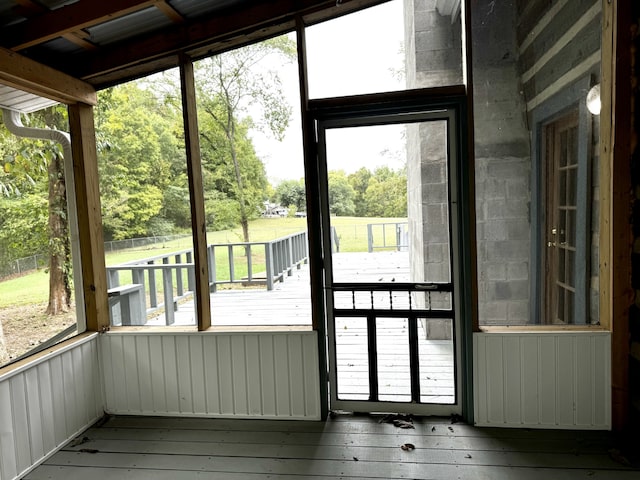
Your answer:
[208,245,216,293]
[246,244,253,281]
[186,251,194,292]
[148,260,157,308]
[265,242,274,291]
[175,254,184,296]
[228,245,235,282]
[162,266,175,325]
[107,269,120,288]
[287,236,294,276]
[132,268,146,311]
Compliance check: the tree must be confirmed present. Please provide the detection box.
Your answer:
[198,105,267,231]
[348,167,372,216]
[0,193,48,264]
[0,128,48,268]
[364,166,407,217]
[95,83,180,240]
[0,106,73,315]
[328,170,356,216]
[274,179,306,210]
[37,108,72,315]
[195,35,295,242]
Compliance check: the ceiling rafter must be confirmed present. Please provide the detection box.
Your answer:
[63,32,99,51]
[10,0,100,51]
[155,1,185,24]
[2,0,166,51]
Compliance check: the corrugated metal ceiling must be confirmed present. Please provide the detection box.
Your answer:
[0,0,382,110]
[87,7,173,47]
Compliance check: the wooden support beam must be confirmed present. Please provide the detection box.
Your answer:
[2,0,161,51]
[62,32,98,51]
[156,1,184,24]
[600,0,632,431]
[68,103,110,333]
[180,57,211,331]
[0,46,96,105]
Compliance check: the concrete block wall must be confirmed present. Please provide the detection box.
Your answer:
[472,1,531,325]
[406,0,531,326]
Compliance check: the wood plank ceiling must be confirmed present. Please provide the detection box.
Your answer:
[0,0,386,90]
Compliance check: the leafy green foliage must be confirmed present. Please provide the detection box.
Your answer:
[363,166,407,217]
[96,82,182,240]
[274,179,306,210]
[328,170,356,216]
[348,167,373,217]
[270,165,407,218]
[195,35,295,241]
[0,193,48,267]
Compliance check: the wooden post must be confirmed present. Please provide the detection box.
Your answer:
[0,47,96,105]
[180,56,211,331]
[68,102,109,332]
[601,0,633,431]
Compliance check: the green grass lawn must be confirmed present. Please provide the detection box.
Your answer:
[0,216,406,308]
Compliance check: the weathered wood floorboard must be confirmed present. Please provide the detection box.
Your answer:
[24,416,638,480]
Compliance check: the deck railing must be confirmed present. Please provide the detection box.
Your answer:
[367,222,409,252]
[106,231,308,325]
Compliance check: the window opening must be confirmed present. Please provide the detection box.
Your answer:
[0,104,81,366]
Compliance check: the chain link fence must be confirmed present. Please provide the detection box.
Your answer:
[103,234,190,253]
[0,254,48,279]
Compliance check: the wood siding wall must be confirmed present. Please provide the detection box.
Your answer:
[518,0,601,112]
[99,331,321,420]
[474,331,611,429]
[0,334,104,480]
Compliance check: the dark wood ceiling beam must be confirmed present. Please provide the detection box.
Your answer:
[2,0,163,51]
[62,32,98,51]
[12,0,46,16]
[156,1,184,24]
[70,0,387,86]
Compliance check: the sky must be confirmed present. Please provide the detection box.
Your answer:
[250,0,406,184]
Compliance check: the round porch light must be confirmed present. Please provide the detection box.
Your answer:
[586,83,601,115]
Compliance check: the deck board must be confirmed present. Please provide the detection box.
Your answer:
[24,415,639,480]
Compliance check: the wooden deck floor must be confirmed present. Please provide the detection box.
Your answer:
[24,415,639,479]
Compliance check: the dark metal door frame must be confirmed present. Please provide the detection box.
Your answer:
[317,107,464,415]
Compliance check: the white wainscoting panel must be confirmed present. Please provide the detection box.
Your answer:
[100,330,321,420]
[0,334,104,480]
[474,331,611,429]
